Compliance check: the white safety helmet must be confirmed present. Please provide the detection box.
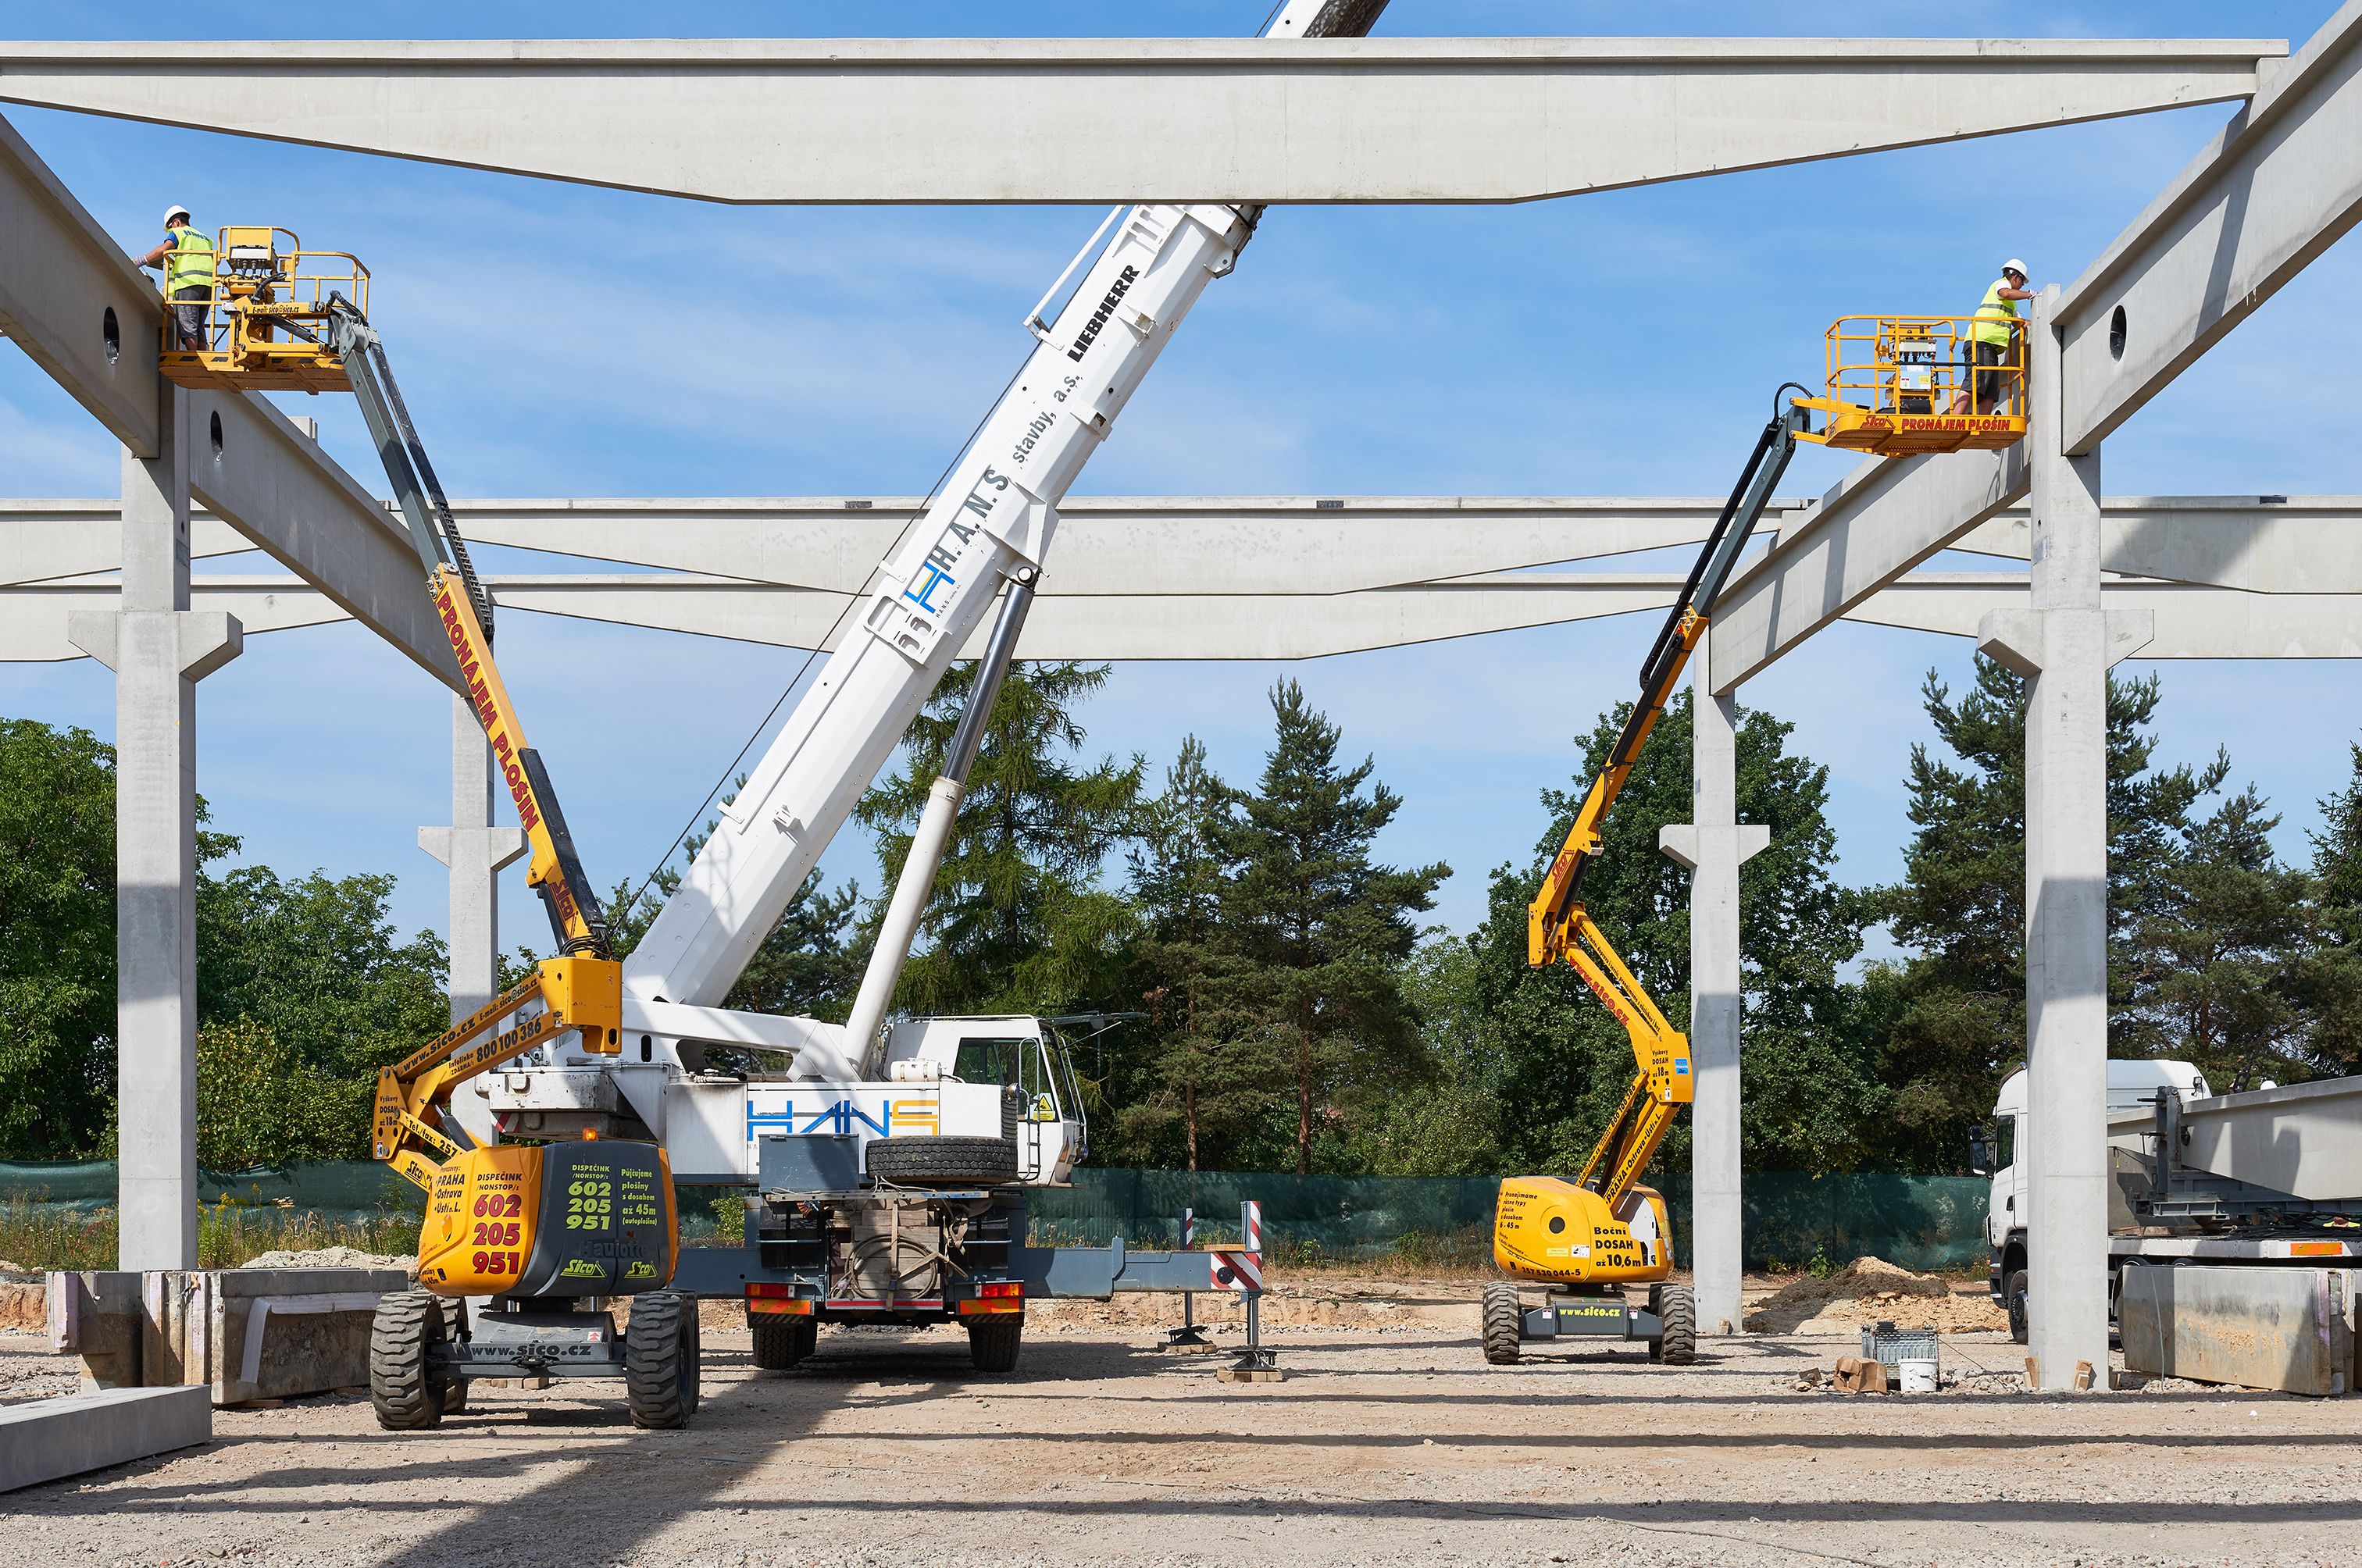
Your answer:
[163,203,192,226]
[2001,258,2028,277]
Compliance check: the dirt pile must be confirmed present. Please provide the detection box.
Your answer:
[238,1246,415,1275]
[1743,1256,2007,1334]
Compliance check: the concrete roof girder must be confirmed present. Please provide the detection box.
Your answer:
[1951,496,2362,592]
[0,37,2283,203]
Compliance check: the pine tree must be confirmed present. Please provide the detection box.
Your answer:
[1216,681,1448,1175]
[854,661,1144,1018]
[1874,657,2227,1168]
[1113,736,1278,1171]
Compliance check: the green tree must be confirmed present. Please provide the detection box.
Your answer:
[1113,736,1279,1171]
[194,1016,369,1167]
[1352,934,1505,1178]
[1469,688,1875,1177]
[855,661,1144,1018]
[1217,680,1448,1175]
[1874,657,2226,1168]
[0,719,119,1156]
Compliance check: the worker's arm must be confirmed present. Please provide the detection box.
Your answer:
[136,242,169,269]
[1996,285,2037,301]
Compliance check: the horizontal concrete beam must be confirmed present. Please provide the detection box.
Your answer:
[0,495,1793,593]
[2057,1,2362,453]
[16,568,2355,664]
[1708,444,2031,693]
[1953,495,2362,591]
[0,38,2281,204]
[1853,573,2362,657]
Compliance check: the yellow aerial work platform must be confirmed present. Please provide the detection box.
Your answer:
[156,226,366,394]
[1794,316,2027,457]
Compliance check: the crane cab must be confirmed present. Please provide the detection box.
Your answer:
[1796,315,2028,456]
[157,226,364,394]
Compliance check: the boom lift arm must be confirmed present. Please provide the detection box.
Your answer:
[1527,390,1811,1208]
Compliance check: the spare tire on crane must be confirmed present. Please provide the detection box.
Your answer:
[865,1135,1019,1188]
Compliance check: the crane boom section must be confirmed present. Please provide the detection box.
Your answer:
[622,202,1256,1008]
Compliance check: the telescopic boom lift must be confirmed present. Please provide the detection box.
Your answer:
[1482,387,1811,1368]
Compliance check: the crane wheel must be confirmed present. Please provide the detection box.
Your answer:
[1481,1283,1523,1365]
[865,1135,1019,1188]
[626,1291,702,1429]
[369,1292,450,1431]
[967,1316,1024,1374]
[751,1313,817,1370]
[1656,1285,1697,1366]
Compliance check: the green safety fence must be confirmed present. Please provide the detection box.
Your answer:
[0,1162,1989,1268]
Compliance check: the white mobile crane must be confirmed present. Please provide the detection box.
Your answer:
[454,0,1393,1376]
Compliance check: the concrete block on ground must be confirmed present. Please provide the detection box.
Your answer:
[2119,1265,2353,1396]
[0,1385,210,1491]
[48,1271,144,1391]
[140,1269,407,1405]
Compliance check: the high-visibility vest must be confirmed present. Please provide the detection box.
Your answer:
[164,227,215,294]
[1973,280,2018,347]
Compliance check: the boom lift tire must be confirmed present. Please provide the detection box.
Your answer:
[369,1291,451,1431]
[1651,1285,1697,1366]
[2007,1270,2030,1345]
[625,1292,702,1429]
[750,1313,817,1370]
[1482,1283,1524,1365]
[865,1135,1019,1188]
[967,1316,1024,1374]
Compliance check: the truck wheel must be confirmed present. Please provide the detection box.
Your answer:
[968,1316,1024,1374]
[1656,1285,1697,1366]
[369,1291,449,1431]
[751,1313,817,1370]
[2007,1270,2030,1345]
[626,1292,701,1429]
[866,1135,1019,1188]
[1482,1282,1522,1365]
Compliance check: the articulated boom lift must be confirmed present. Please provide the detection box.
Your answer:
[1485,390,1811,1368]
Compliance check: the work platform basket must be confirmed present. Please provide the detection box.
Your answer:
[1797,316,2028,457]
[157,226,365,394]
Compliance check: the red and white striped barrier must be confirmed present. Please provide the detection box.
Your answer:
[1243,1200,1261,1253]
[1208,1249,1262,1290]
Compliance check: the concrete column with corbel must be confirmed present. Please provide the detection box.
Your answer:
[1659,627,1770,1337]
[419,693,528,1146]
[1974,287,2150,1392]
[66,387,242,1272]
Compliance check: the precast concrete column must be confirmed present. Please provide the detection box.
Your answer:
[1977,288,2151,1391]
[1660,627,1768,1335]
[419,693,527,1146]
[66,388,241,1271]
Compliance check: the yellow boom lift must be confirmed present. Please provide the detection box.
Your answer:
[1483,387,1814,1367]
[160,235,698,1429]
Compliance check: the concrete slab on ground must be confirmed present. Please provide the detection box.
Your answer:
[0,1384,209,1492]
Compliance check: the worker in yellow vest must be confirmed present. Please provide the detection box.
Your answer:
[137,205,216,351]
[1950,258,2035,415]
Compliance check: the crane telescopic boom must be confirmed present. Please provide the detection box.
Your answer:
[1527,392,1810,1207]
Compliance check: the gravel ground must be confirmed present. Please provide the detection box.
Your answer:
[5,1312,2356,1568]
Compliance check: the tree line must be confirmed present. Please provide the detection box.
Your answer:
[5,653,2360,1174]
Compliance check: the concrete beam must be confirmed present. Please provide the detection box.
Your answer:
[0,496,1783,593]
[0,110,458,690]
[0,1385,209,1492]
[2057,2,2362,454]
[17,568,2362,662]
[0,111,166,456]
[1852,575,2362,657]
[0,38,2280,204]
[2,502,246,585]
[1953,496,2362,591]
[1707,446,2030,693]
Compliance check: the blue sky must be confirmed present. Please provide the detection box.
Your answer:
[3,1,2356,973]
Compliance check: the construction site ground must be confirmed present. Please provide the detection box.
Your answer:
[5,1271,2355,1568]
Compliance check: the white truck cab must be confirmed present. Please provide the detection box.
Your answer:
[1981,1058,2209,1339]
